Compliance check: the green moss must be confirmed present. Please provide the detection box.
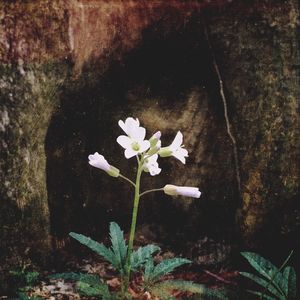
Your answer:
[0,60,70,277]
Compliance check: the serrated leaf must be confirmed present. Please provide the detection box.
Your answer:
[144,257,155,281]
[76,281,112,299]
[69,232,117,267]
[109,222,128,270]
[151,280,228,300]
[49,272,100,285]
[131,244,160,270]
[283,266,297,299]
[241,252,285,293]
[150,258,191,281]
[246,289,276,300]
[49,272,83,281]
[148,284,176,300]
[239,272,283,298]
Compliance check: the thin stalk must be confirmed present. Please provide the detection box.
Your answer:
[125,160,143,285]
[139,188,164,197]
[119,173,136,187]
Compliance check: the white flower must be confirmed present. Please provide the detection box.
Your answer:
[117,117,150,159]
[118,117,146,140]
[163,184,201,198]
[88,152,119,177]
[143,154,161,176]
[159,131,188,164]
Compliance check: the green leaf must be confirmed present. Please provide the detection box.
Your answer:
[17,292,42,300]
[24,272,39,286]
[69,232,116,267]
[241,252,285,292]
[109,222,128,270]
[246,289,276,300]
[49,272,100,285]
[150,258,191,281]
[283,266,297,299]
[144,257,155,281]
[239,271,284,298]
[76,281,113,299]
[131,244,161,270]
[150,280,228,300]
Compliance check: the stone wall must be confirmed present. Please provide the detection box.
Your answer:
[0,1,299,284]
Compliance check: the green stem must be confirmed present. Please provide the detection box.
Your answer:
[119,173,136,187]
[125,159,143,284]
[139,188,164,197]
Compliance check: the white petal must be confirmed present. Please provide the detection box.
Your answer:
[149,165,161,176]
[118,120,127,134]
[126,118,140,138]
[148,154,159,163]
[125,148,137,159]
[172,148,188,164]
[88,152,110,171]
[170,131,183,149]
[154,131,161,139]
[177,187,201,198]
[138,140,150,153]
[131,126,146,141]
[117,135,132,149]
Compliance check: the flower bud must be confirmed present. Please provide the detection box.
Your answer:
[147,140,161,156]
[158,147,172,157]
[149,131,161,148]
[107,166,120,177]
[88,152,119,177]
[163,184,201,198]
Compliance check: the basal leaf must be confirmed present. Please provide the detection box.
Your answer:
[76,281,112,299]
[69,232,117,267]
[150,280,228,300]
[131,244,161,270]
[150,258,191,281]
[246,289,276,300]
[283,266,297,299]
[144,257,155,281]
[241,252,285,293]
[49,272,100,285]
[109,222,128,270]
[239,272,283,298]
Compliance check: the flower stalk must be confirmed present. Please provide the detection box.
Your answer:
[125,157,143,283]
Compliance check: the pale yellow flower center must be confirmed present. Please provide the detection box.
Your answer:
[131,142,140,151]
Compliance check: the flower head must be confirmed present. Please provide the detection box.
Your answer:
[88,152,119,177]
[118,117,145,140]
[163,184,201,198]
[117,117,150,159]
[143,154,161,176]
[159,131,188,164]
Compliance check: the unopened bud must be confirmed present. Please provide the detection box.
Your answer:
[158,147,172,157]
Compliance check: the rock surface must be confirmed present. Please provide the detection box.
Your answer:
[0,1,299,289]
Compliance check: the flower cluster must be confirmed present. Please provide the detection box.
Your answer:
[88,117,201,199]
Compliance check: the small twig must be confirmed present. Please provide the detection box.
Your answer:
[203,269,233,285]
[203,23,241,193]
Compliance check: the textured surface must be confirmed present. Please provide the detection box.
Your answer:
[0,0,299,285]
